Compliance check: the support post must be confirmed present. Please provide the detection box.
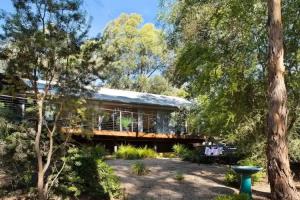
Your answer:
[137,110,143,133]
[131,112,133,132]
[119,110,122,131]
[21,103,25,118]
[112,111,115,131]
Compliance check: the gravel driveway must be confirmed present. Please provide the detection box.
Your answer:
[107,158,270,200]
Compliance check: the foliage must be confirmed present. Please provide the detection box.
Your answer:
[172,144,242,164]
[288,111,300,162]
[172,144,189,157]
[224,169,240,187]
[214,193,249,200]
[160,0,300,162]
[115,145,157,160]
[131,161,149,176]
[99,13,168,89]
[172,144,198,161]
[0,109,120,199]
[56,145,121,199]
[158,152,177,158]
[0,0,101,198]
[121,117,133,130]
[93,13,182,95]
[174,171,184,182]
[224,158,265,187]
[0,119,36,197]
[0,103,21,122]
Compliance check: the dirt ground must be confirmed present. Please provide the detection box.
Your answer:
[107,158,271,200]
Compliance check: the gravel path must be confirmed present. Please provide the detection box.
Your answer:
[107,158,271,200]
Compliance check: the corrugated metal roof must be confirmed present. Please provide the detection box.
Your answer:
[93,88,191,108]
[22,79,191,108]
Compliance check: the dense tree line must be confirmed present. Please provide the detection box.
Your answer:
[160,0,300,198]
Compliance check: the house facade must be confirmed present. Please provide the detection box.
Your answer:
[62,88,204,151]
[0,77,203,151]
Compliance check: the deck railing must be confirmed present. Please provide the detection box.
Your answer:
[90,108,158,133]
[0,94,188,134]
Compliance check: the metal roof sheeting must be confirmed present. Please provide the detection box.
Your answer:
[93,88,191,109]
[21,79,191,108]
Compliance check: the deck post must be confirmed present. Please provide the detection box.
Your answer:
[21,103,25,118]
[185,120,188,133]
[119,110,122,131]
[137,110,143,133]
[131,112,133,132]
[112,111,115,131]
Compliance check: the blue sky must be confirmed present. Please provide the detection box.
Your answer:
[0,0,160,37]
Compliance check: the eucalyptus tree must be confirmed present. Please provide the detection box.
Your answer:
[160,0,300,198]
[99,13,172,92]
[0,1,100,199]
[266,0,299,198]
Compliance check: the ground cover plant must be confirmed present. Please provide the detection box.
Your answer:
[131,161,149,176]
[116,145,157,159]
[214,193,249,200]
[174,171,184,182]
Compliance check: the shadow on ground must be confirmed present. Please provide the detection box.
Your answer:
[107,158,271,200]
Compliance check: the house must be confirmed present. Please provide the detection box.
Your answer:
[0,77,204,152]
[62,88,204,151]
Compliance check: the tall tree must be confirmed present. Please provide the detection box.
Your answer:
[266,0,300,199]
[0,1,99,199]
[160,0,300,159]
[98,13,173,93]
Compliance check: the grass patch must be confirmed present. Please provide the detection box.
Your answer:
[174,171,184,182]
[115,145,157,159]
[158,152,178,158]
[131,161,149,176]
[214,193,249,200]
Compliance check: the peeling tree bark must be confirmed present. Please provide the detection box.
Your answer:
[266,0,300,199]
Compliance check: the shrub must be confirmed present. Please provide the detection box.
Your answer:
[137,146,157,158]
[56,145,121,199]
[0,120,36,197]
[174,171,184,181]
[159,152,177,158]
[131,161,148,176]
[172,144,200,162]
[214,193,249,200]
[116,145,157,159]
[224,169,240,187]
[173,144,189,156]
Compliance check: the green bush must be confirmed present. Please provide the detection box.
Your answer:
[159,152,177,158]
[0,120,36,197]
[172,144,189,156]
[56,145,121,199]
[224,169,240,187]
[172,144,200,162]
[116,145,157,159]
[131,161,148,175]
[214,193,249,200]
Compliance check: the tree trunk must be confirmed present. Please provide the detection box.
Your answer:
[266,0,300,199]
[35,98,46,200]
